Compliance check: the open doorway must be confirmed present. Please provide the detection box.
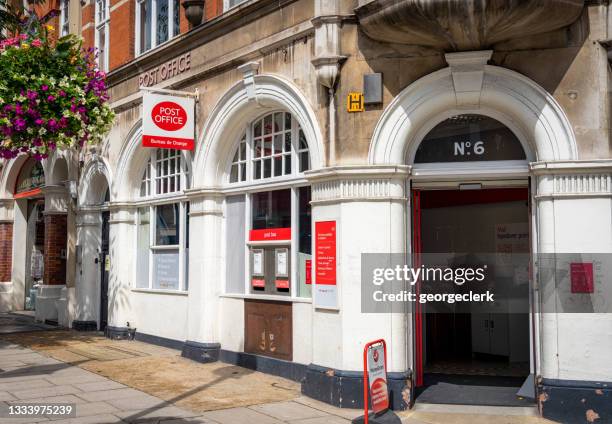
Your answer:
[413,187,533,406]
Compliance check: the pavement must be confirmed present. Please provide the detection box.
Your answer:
[0,313,558,424]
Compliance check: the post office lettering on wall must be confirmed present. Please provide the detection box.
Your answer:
[139,53,192,87]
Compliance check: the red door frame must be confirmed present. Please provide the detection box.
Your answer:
[411,190,423,388]
[411,187,530,390]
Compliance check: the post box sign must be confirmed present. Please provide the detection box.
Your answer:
[367,344,389,414]
[314,221,337,308]
[142,92,195,150]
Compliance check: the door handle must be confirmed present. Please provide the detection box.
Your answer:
[490,320,495,329]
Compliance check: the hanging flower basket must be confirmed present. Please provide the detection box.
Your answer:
[0,16,114,160]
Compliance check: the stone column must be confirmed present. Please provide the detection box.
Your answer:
[36,185,69,322]
[302,165,412,410]
[105,205,136,338]
[181,190,224,362]
[0,199,15,312]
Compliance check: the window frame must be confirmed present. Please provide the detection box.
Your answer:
[135,0,179,56]
[223,0,250,12]
[223,111,313,301]
[228,111,310,187]
[134,149,190,293]
[94,0,110,72]
[59,0,70,36]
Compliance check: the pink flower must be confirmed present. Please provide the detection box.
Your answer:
[31,39,42,47]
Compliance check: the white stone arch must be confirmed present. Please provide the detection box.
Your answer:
[193,74,324,187]
[46,149,77,185]
[78,157,112,207]
[113,119,193,201]
[368,54,578,165]
[0,155,35,198]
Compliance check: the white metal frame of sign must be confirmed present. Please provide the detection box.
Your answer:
[141,87,198,151]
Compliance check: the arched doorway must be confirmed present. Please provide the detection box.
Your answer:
[74,159,111,331]
[14,159,46,311]
[367,51,579,407]
[411,114,532,406]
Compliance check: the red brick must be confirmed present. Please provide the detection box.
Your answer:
[109,0,136,70]
[43,214,67,285]
[0,223,12,281]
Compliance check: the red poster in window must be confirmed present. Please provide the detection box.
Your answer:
[249,227,291,241]
[571,263,594,293]
[252,278,265,288]
[315,221,336,285]
[305,260,312,285]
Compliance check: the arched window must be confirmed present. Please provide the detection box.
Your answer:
[135,148,190,292]
[139,148,186,197]
[229,111,310,183]
[225,111,312,300]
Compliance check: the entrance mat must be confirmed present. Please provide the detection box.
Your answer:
[416,374,534,407]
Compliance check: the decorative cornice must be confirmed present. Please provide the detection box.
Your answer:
[305,165,411,182]
[306,165,410,204]
[530,160,612,174]
[311,14,357,27]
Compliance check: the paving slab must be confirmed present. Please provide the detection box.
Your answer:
[71,400,120,417]
[44,373,111,386]
[159,417,215,423]
[48,413,127,424]
[288,416,352,424]
[249,401,329,421]
[292,396,362,420]
[12,384,82,400]
[7,394,89,405]
[201,407,286,424]
[73,380,127,392]
[0,378,54,391]
[114,406,201,423]
[106,393,172,411]
[77,387,151,403]
[0,390,16,401]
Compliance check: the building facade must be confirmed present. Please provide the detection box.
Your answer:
[1,0,612,421]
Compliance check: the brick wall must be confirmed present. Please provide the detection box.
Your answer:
[43,214,67,285]
[205,0,223,21]
[79,0,227,73]
[32,0,61,44]
[109,0,136,69]
[82,2,95,51]
[0,223,13,282]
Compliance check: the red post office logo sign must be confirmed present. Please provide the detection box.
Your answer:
[142,92,195,150]
[151,101,188,132]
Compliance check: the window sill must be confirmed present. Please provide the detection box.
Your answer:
[131,288,188,296]
[220,293,312,303]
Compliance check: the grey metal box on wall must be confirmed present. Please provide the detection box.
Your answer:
[363,73,383,104]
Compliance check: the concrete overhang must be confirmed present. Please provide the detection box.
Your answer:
[355,0,585,51]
